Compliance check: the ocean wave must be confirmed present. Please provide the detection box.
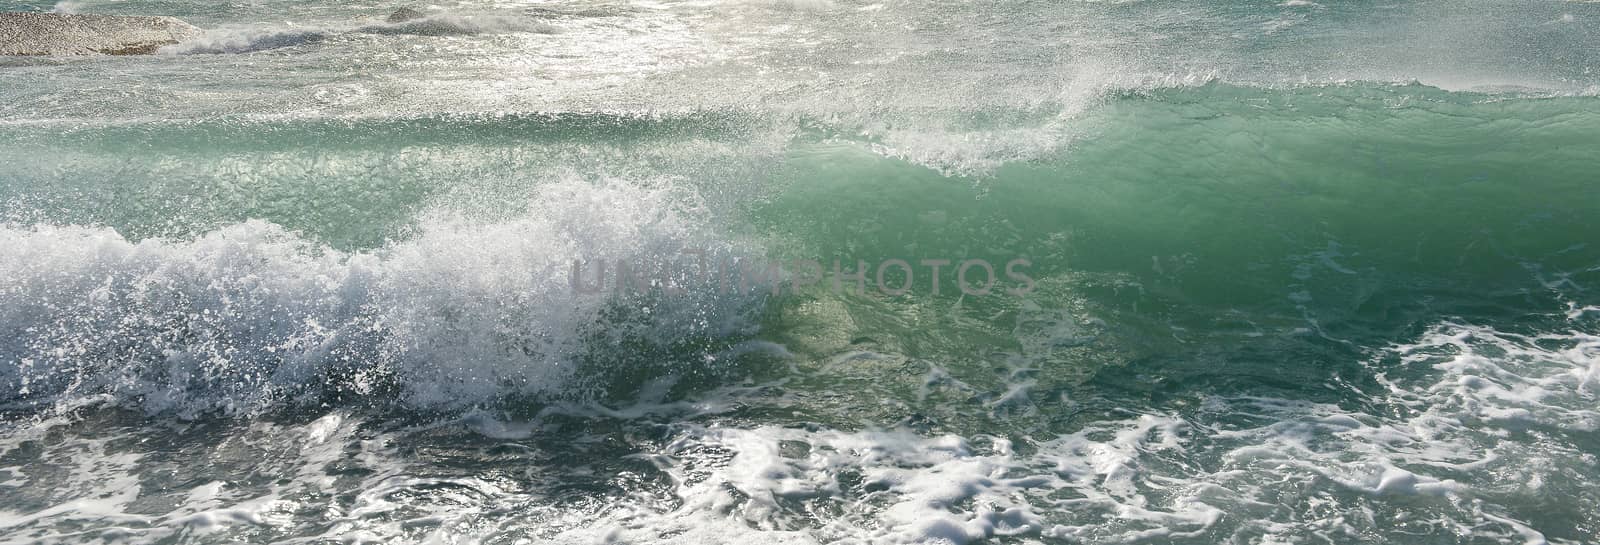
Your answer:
[159,26,331,55]
[0,178,764,417]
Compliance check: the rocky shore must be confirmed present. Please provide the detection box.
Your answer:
[1,12,202,55]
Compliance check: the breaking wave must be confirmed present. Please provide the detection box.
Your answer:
[0,178,764,417]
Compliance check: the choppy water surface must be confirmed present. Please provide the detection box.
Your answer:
[2,0,1599,543]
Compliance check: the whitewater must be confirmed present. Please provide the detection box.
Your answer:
[2,0,1598,543]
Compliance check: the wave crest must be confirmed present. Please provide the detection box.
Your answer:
[0,178,763,417]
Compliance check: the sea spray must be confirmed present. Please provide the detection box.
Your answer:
[0,178,763,416]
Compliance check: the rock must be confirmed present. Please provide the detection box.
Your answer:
[386,8,426,24]
[0,12,202,56]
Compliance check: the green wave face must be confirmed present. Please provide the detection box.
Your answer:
[752,83,1600,426]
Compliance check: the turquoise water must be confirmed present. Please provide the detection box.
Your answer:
[2,1,1599,543]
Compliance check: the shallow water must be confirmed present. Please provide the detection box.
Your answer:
[2,0,1599,543]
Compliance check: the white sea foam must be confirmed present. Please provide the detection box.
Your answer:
[544,318,1600,543]
[47,1,84,14]
[3,311,1594,544]
[160,26,332,55]
[0,177,762,416]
